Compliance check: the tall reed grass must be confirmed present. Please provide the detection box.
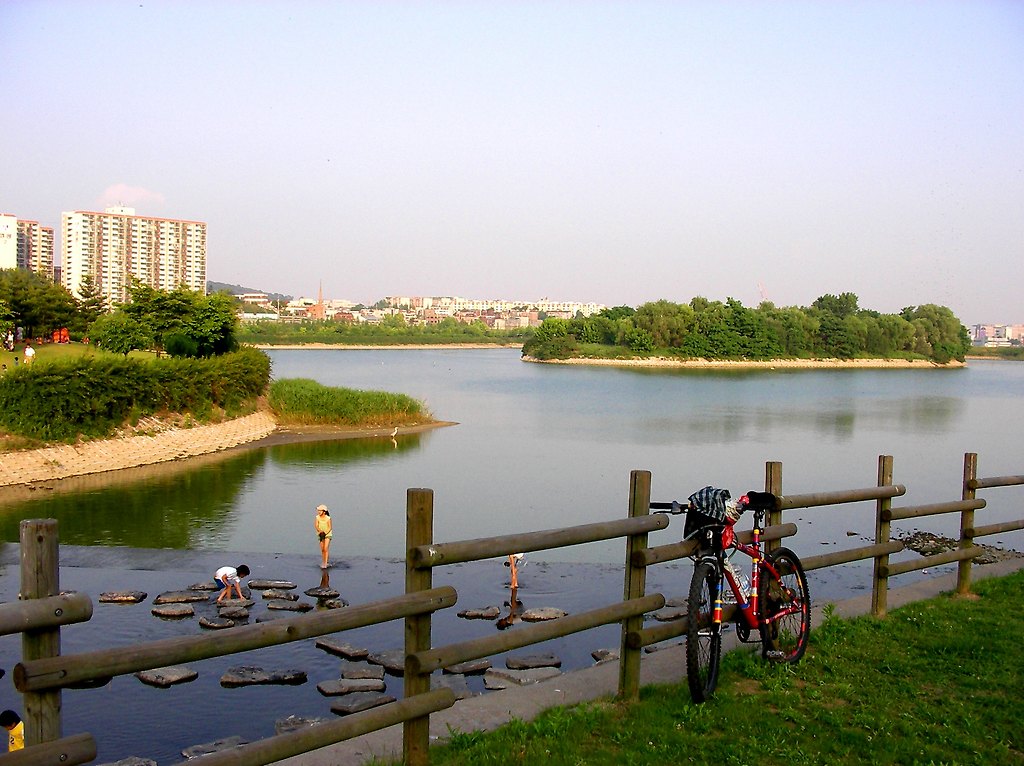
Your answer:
[268,378,428,426]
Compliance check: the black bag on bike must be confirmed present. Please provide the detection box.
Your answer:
[684,486,731,551]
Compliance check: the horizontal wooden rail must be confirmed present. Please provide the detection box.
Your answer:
[778,484,905,510]
[626,604,738,649]
[410,515,669,568]
[885,546,983,577]
[802,541,905,572]
[968,475,1024,490]
[184,689,457,766]
[968,518,1024,538]
[409,593,665,675]
[0,592,93,637]
[15,586,457,693]
[634,523,797,568]
[0,733,96,766]
[884,498,985,522]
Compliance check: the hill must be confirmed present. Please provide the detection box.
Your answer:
[207,280,292,302]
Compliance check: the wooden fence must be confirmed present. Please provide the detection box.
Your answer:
[2,453,1022,766]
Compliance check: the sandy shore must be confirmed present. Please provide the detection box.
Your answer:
[524,356,965,369]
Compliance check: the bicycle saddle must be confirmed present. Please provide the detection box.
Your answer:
[742,491,777,511]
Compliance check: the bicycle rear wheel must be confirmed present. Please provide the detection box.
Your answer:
[686,560,722,703]
[758,547,810,663]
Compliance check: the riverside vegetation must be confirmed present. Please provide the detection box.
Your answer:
[397,570,1023,766]
[522,293,972,364]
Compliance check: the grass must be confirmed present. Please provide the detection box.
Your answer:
[397,571,1024,765]
[268,378,430,427]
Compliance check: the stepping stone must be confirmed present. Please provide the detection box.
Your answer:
[99,591,147,604]
[262,589,299,601]
[153,591,209,604]
[199,616,235,630]
[652,607,687,622]
[267,600,313,612]
[255,613,290,622]
[330,692,396,716]
[135,666,198,688]
[213,597,255,608]
[316,638,368,659]
[152,603,194,618]
[181,736,248,758]
[339,661,384,680]
[443,658,491,675]
[367,649,405,676]
[248,579,296,590]
[304,586,340,599]
[664,597,687,608]
[520,607,567,622]
[483,667,561,689]
[323,598,348,609]
[506,653,561,670]
[97,758,157,766]
[188,582,219,591]
[220,666,307,687]
[457,605,500,620]
[591,648,619,663]
[317,678,387,696]
[275,715,330,735]
[218,606,249,620]
[432,673,473,700]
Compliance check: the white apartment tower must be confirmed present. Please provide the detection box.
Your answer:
[62,206,207,305]
[0,214,55,280]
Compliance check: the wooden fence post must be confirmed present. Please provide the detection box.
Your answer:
[765,461,783,553]
[618,469,652,701]
[958,453,978,595]
[871,455,894,617]
[404,489,434,766]
[19,519,62,747]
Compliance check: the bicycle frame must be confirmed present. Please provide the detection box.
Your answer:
[702,508,795,633]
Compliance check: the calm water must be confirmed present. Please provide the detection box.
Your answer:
[2,349,1022,560]
[0,350,1022,764]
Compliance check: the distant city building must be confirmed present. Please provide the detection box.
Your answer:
[62,206,206,306]
[383,295,605,318]
[971,323,1024,346]
[0,213,55,279]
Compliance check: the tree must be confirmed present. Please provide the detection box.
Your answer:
[75,274,109,329]
[0,268,79,339]
[89,312,154,356]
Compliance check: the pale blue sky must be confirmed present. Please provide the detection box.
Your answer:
[2,1,1021,323]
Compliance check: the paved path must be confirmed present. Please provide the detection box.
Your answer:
[0,412,277,487]
[281,557,1024,766]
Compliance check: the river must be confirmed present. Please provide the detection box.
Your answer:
[0,349,1021,764]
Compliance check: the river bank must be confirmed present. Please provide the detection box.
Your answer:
[250,344,966,369]
[524,355,965,369]
[0,412,454,489]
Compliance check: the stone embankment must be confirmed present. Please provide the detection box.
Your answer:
[0,412,278,487]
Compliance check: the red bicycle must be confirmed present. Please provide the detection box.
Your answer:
[654,487,810,703]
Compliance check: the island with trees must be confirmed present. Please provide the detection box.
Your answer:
[521,293,971,366]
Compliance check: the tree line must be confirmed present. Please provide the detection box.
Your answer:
[522,293,971,364]
[0,269,237,358]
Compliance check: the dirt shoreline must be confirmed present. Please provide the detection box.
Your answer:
[0,413,456,490]
[524,355,965,369]
[252,344,965,369]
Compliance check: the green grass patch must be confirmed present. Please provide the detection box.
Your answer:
[406,572,1024,765]
[268,378,430,427]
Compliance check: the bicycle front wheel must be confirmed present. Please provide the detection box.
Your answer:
[758,547,810,663]
[686,560,722,703]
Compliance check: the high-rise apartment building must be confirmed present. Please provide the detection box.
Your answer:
[62,206,206,305]
[0,214,55,279]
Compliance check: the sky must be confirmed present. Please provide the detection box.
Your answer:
[2,1,1022,324]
